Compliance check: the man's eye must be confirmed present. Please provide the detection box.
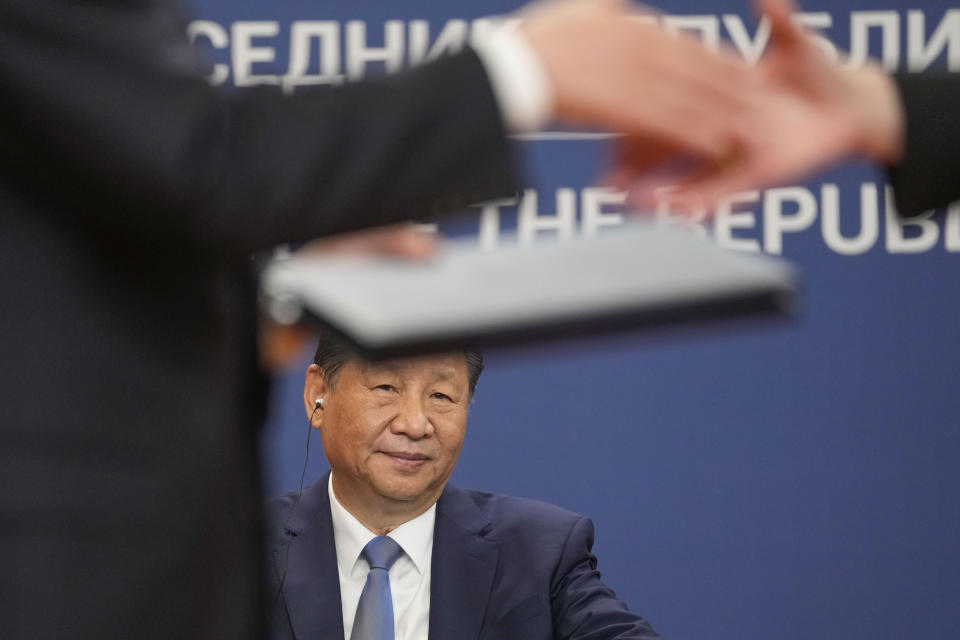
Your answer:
[431,392,453,402]
[374,384,397,392]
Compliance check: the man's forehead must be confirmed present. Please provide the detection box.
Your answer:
[355,353,467,379]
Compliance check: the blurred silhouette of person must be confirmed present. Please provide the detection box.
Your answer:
[0,0,757,638]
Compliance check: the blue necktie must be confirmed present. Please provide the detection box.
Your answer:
[351,536,404,640]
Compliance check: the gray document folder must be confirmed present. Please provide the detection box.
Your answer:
[260,222,798,358]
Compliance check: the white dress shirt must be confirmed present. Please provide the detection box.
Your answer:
[328,474,436,640]
[472,22,553,133]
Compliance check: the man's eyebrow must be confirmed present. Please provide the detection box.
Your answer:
[434,369,470,388]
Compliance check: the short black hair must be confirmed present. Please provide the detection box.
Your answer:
[312,335,484,398]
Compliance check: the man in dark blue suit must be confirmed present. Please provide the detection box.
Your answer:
[266,338,659,640]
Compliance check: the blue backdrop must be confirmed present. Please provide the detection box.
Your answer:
[185,1,960,637]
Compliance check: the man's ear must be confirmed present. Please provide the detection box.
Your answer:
[303,364,329,429]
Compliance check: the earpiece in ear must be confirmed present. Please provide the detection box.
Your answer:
[315,398,324,410]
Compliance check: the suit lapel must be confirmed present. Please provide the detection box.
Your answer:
[272,473,345,640]
[428,484,500,640]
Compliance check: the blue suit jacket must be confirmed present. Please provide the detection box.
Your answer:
[266,474,660,640]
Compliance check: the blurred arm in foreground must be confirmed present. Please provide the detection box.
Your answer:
[258,0,762,370]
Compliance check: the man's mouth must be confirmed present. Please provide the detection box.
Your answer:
[380,451,429,469]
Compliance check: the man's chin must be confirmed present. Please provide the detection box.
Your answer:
[372,475,445,505]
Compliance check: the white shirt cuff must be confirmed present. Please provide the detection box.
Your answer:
[471,22,553,134]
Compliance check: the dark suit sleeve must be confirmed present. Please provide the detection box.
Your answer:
[0,0,520,258]
[887,73,960,217]
[550,516,661,640]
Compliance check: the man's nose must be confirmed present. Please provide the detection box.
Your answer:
[390,395,432,439]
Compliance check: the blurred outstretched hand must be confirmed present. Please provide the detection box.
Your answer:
[522,0,757,161]
[605,0,904,210]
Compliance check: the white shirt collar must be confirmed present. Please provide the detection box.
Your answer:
[328,473,436,577]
